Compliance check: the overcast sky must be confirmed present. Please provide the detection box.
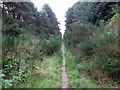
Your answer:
[32,0,79,38]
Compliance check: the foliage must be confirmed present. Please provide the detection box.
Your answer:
[15,51,62,88]
[111,4,120,23]
[0,70,12,88]
[2,1,61,88]
[65,2,118,31]
[65,48,100,88]
[111,13,120,23]
[64,2,120,85]
[41,35,61,55]
[42,4,60,34]
[2,79,12,88]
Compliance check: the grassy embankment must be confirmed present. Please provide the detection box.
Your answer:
[64,47,117,88]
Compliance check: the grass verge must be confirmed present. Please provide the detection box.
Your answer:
[16,50,62,88]
[64,47,118,88]
[64,47,100,88]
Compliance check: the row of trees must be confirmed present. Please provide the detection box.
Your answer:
[64,1,120,86]
[2,2,60,35]
[2,1,61,88]
[65,2,119,31]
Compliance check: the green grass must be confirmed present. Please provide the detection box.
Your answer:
[36,53,62,88]
[4,32,62,88]
[64,47,99,88]
[16,50,62,88]
[64,47,118,88]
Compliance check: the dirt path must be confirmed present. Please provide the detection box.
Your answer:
[61,42,69,88]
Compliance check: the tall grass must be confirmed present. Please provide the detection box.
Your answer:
[15,50,62,88]
[64,21,119,87]
[64,47,99,88]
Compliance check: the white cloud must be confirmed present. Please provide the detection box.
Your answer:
[32,0,78,38]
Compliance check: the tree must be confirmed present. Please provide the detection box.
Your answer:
[42,4,60,34]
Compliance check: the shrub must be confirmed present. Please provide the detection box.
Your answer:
[0,70,12,88]
[65,18,119,83]
[42,35,61,55]
[98,57,120,82]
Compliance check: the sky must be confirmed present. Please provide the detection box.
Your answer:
[32,0,79,38]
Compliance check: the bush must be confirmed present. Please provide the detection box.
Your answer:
[42,35,61,55]
[65,18,119,83]
[98,57,120,82]
[0,70,12,88]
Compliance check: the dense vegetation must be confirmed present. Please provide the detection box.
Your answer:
[64,2,120,88]
[1,2,61,88]
[1,1,120,89]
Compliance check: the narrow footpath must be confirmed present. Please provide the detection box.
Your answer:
[61,42,69,88]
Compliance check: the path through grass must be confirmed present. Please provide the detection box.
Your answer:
[64,48,99,88]
[64,47,118,88]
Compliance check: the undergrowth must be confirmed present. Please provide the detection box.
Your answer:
[15,50,62,88]
[64,47,117,88]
